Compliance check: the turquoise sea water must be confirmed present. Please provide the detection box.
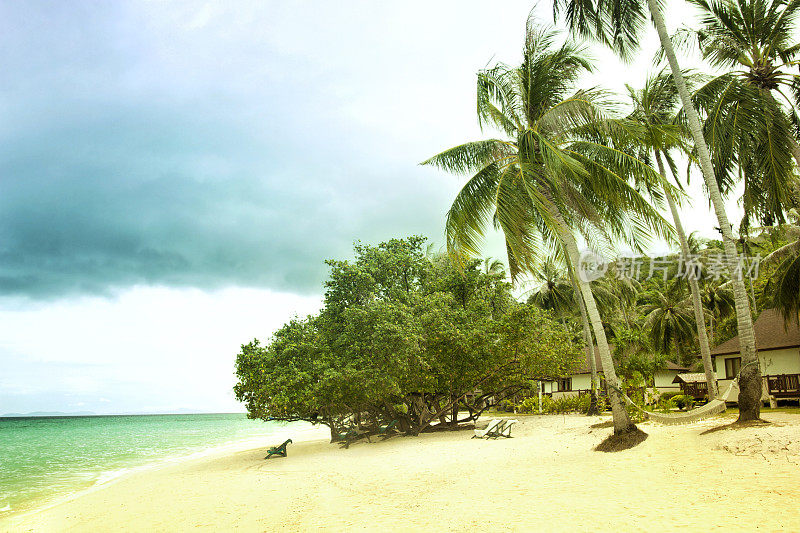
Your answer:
[0,413,310,518]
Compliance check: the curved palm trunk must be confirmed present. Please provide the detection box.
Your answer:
[785,120,800,167]
[549,206,634,433]
[647,0,761,421]
[574,281,599,415]
[655,151,718,399]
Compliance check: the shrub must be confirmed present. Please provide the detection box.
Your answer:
[655,395,677,413]
[659,391,684,401]
[616,386,646,423]
[671,394,694,410]
[497,399,516,412]
[514,394,608,414]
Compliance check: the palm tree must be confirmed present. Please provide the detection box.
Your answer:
[553,0,762,421]
[594,267,643,329]
[684,0,800,232]
[640,285,698,363]
[624,71,719,398]
[763,210,800,323]
[422,22,672,434]
[768,246,800,323]
[527,258,602,414]
[701,279,736,345]
[483,257,506,276]
[526,259,575,314]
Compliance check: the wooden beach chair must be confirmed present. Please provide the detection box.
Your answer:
[499,419,518,438]
[265,438,292,459]
[377,420,399,440]
[485,420,508,439]
[472,419,502,439]
[338,427,366,448]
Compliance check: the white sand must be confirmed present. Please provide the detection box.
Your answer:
[4,413,800,532]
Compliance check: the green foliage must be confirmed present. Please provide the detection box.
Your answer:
[658,391,684,402]
[670,394,695,411]
[421,22,673,283]
[234,236,582,440]
[515,394,609,414]
[687,0,800,231]
[622,385,648,423]
[655,395,677,413]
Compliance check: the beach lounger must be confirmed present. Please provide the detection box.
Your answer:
[499,419,518,438]
[379,420,398,434]
[377,420,399,440]
[265,438,292,459]
[486,420,508,439]
[338,427,366,448]
[472,419,502,439]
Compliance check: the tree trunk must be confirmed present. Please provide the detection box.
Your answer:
[789,134,800,167]
[709,313,715,347]
[748,276,757,313]
[550,205,634,433]
[655,150,718,399]
[647,0,761,421]
[574,279,599,415]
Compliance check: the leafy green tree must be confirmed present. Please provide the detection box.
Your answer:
[423,21,672,434]
[234,236,581,441]
[640,285,698,363]
[613,326,668,387]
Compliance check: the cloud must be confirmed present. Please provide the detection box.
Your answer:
[0,285,323,414]
[0,0,730,301]
[0,1,521,298]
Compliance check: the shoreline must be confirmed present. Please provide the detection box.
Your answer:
[1,422,330,524]
[4,413,800,532]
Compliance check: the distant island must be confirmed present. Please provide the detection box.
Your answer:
[1,411,97,418]
[1,410,244,418]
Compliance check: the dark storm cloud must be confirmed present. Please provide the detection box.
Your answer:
[0,1,459,298]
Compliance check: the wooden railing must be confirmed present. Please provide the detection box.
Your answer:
[576,389,604,397]
[682,381,708,399]
[766,374,800,398]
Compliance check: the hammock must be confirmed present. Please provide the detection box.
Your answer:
[617,379,739,425]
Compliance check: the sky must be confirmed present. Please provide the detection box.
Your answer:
[0,1,741,415]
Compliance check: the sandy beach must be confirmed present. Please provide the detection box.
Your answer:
[4,413,800,532]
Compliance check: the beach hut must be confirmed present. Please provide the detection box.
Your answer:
[710,308,800,403]
[672,372,716,399]
[542,345,688,399]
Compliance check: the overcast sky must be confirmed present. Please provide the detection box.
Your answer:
[0,1,740,415]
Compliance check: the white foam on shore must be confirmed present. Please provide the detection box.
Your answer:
[0,422,330,523]
[92,423,327,486]
[91,422,329,486]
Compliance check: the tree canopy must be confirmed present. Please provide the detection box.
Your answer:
[234,236,581,441]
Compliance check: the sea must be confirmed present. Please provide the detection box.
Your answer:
[0,413,316,518]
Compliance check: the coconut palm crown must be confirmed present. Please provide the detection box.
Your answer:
[685,0,800,230]
[421,22,672,281]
